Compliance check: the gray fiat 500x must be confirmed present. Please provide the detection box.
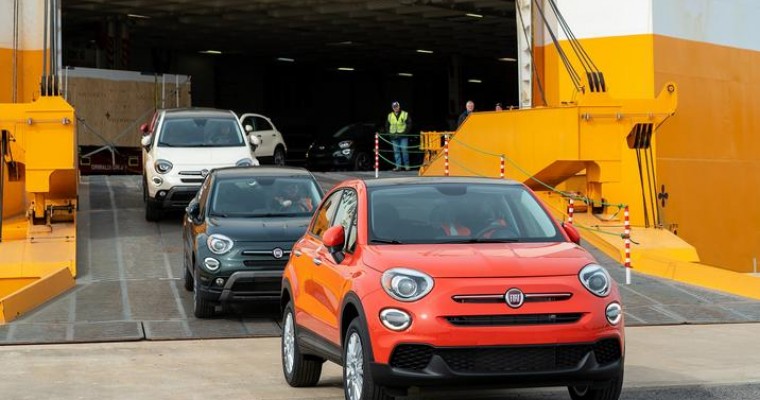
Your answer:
[182,166,324,318]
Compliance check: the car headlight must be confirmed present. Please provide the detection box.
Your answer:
[206,234,234,255]
[236,158,254,167]
[154,159,173,174]
[381,268,434,302]
[338,140,353,149]
[579,264,611,297]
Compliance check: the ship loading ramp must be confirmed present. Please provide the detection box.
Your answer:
[418,82,760,301]
[0,96,78,323]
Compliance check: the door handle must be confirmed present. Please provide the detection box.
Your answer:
[313,257,322,266]
[294,249,302,257]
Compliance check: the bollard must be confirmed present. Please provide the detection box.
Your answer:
[624,205,631,285]
[374,132,379,179]
[444,134,450,177]
[567,198,574,225]
[500,155,505,179]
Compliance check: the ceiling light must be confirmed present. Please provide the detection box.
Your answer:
[468,79,482,84]
[127,14,150,19]
[499,57,517,62]
[199,50,222,54]
[465,13,483,18]
[416,49,434,54]
[338,67,355,71]
[398,73,413,77]
[328,41,353,46]
[277,57,295,62]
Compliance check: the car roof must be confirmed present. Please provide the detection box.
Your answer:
[361,176,523,188]
[212,166,316,178]
[161,108,236,119]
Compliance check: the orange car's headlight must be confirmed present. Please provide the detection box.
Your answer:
[381,268,434,302]
[579,264,611,297]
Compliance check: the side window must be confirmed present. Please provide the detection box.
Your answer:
[331,190,358,252]
[254,116,274,131]
[309,190,343,239]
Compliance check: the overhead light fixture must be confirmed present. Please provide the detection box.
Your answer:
[277,57,295,62]
[468,79,482,84]
[199,50,222,54]
[398,72,413,77]
[499,57,517,62]
[328,41,353,46]
[416,49,434,54]
[338,67,355,71]
[465,13,483,18]
[127,13,151,19]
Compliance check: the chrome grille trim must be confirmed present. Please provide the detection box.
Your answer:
[241,250,292,256]
[452,293,572,304]
[179,171,203,175]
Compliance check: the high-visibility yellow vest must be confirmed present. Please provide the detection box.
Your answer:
[387,111,408,134]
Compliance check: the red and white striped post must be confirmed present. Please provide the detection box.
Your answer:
[499,155,505,179]
[374,132,379,178]
[567,198,574,225]
[444,134,450,177]
[624,205,632,284]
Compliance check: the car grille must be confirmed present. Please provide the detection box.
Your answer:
[242,260,287,268]
[451,293,572,304]
[230,277,281,294]
[180,178,204,183]
[445,313,583,327]
[388,340,622,373]
[169,191,197,202]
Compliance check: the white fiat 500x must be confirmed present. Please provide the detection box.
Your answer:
[141,108,260,222]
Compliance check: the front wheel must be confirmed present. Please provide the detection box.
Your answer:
[281,302,323,386]
[145,198,162,222]
[354,152,372,171]
[192,276,215,318]
[568,367,624,400]
[344,318,392,400]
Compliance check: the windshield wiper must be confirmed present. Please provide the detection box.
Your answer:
[370,239,405,245]
[439,238,521,244]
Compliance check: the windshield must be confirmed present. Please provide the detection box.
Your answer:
[158,117,244,147]
[332,124,358,139]
[210,176,323,218]
[368,183,562,244]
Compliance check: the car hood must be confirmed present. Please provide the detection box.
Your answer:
[207,216,311,242]
[361,242,596,278]
[157,146,252,167]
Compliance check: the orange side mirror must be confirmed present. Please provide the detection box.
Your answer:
[323,225,345,249]
[563,223,581,245]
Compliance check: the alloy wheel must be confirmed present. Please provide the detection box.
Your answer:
[345,332,364,400]
[283,311,295,374]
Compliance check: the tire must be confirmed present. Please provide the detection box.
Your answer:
[192,275,215,318]
[145,198,162,222]
[273,146,286,166]
[343,318,392,400]
[568,366,624,400]
[183,261,193,292]
[281,302,323,387]
[354,152,372,171]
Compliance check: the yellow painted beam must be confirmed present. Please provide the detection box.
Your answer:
[0,266,74,324]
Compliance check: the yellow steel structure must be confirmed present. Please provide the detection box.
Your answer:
[419,83,760,301]
[0,96,77,323]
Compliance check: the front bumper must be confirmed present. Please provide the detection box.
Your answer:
[197,269,283,302]
[370,342,623,388]
[152,185,200,208]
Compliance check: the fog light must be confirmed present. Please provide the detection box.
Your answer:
[214,278,225,286]
[157,190,167,198]
[341,148,352,156]
[203,257,220,271]
[379,308,411,331]
[152,176,163,186]
[606,302,622,325]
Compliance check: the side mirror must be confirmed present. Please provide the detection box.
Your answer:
[322,225,346,263]
[244,124,254,133]
[562,222,581,245]
[186,201,200,221]
[140,134,152,148]
[140,123,150,134]
[249,134,260,150]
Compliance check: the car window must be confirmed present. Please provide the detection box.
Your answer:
[330,189,358,252]
[158,117,244,147]
[309,190,343,239]
[209,175,322,218]
[368,183,562,244]
[253,116,274,131]
[197,176,212,218]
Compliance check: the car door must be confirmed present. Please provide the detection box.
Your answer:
[311,188,358,345]
[292,189,343,335]
[184,176,211,274]
[239,113,279,158]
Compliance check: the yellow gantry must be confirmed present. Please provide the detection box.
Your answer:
[0,96,77,323]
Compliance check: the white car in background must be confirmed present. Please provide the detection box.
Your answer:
[239,113,288,166]
[141,108,260,222]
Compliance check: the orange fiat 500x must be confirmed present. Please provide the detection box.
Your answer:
[280,177,624,400]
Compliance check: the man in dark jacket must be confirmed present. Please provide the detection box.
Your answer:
[457,100,475,128]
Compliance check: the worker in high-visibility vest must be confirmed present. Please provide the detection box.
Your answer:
[385,101,412,171]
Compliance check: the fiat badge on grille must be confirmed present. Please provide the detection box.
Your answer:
[505,288,524,308]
